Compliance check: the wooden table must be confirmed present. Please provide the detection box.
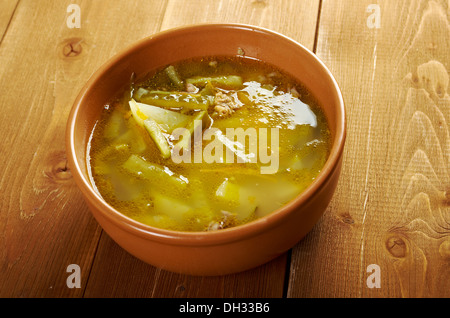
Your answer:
[1,0,449,298]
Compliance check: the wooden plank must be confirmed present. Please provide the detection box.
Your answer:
[160,0,320,46]
[287,0,450,297]
[0,0,18,42]
[84,233,288,297]
[0,0,167,297]
[84,0,320,298]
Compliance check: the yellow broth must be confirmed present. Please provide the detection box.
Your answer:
[88,56,331,232]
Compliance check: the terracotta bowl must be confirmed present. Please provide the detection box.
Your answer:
[66,23,346,276]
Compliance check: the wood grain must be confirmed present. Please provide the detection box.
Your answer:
[1,0,448,298]
[0,0,18,42]
[288,0,450,298]
[84,232,288,297]
[160,0,320,45]
[0,0,167,297]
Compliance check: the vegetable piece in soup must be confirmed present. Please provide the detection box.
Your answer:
[88,56,331,232]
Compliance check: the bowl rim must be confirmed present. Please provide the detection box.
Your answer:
[66,22,346,247]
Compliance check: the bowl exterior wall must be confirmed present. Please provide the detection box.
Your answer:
[86,156,342,276]
[67,24,346,276]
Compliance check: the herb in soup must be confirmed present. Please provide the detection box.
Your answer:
[88,56,331,232]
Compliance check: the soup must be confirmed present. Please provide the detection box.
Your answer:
[88,56,331,232]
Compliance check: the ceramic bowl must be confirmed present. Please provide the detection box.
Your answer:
[66,23,346,276]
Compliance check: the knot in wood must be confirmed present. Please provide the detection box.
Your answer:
[340,213,354,224]
[252,0,267,7]
[62,38,83,57]
[439,239,450,259]
[176,285,186,293]
[444,189,450,206]
[46,152,72,182]
[385,235,408,258]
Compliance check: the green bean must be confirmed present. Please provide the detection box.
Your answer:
[165,65,184,90]
[236,91,252,105]
[103,110,126,139]
[143,117,171,159]
[172,110,207,152]
[186,75,243,89]
[122,154,187,188]
[133,87,150,100]
[199,82,216,96]
[134,90,210,111]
